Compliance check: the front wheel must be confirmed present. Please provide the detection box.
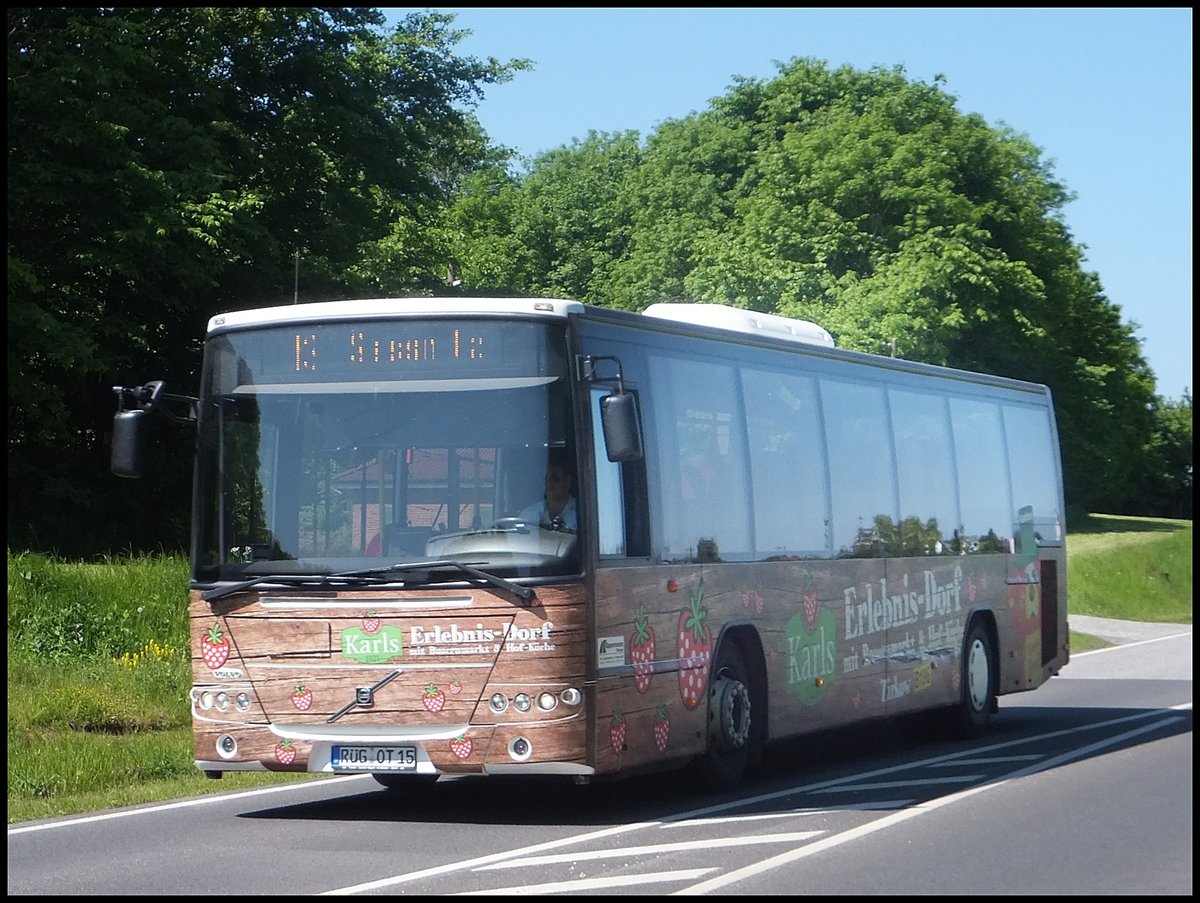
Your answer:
[696,641,756,791]
[953,620,996,738]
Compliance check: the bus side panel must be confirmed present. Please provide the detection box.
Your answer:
[592,559,914,775]
[775,557,892,738]
[999,563,1042,695]
[996,546,1069,695]
[591,565,708,777]
[875,546,1069,719]
[1038,550,1069,679]
[593,550,1065,773]
[870,556,968,720]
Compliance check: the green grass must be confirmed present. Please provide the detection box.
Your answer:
[6,552,318,825]
[1065,513,1192,622]
[7,517,1192,824]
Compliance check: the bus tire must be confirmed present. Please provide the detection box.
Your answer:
[698,640,755,790]
[953,620,995,738]
[373,773,439,792]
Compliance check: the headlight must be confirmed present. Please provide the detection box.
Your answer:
[559,688,582,706]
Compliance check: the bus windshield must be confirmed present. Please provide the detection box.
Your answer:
[192,318,578,583]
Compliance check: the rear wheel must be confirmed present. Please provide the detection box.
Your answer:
[697,641,755,790]
[953,620,995,738]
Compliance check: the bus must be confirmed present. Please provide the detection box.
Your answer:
[112,297,1068,791]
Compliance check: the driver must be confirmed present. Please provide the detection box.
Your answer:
[518,449,578,533]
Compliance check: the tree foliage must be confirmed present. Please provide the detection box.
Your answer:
[8,24,1187,559]
[449,58,1176,515]
[7,7,524,555]
[1123,393,1193,519]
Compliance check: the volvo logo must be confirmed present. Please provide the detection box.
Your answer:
[327,670,402,722]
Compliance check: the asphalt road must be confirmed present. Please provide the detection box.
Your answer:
[1069,614,1192,645]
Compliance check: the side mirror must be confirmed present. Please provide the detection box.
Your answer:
[600,391,643,463]
[111,408,149,478]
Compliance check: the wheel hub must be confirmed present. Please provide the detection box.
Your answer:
[966,638,989,711]
[710,674,751,750]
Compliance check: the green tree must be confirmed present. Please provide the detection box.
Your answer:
[595,112,754,310]
[453,58,1167,514]
[7,7,523,555]
[1123,393,1193,518]
[451,131,643,302]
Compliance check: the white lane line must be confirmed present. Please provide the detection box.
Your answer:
[672,713,1188,895]
[474,832,823,870]
[660,801,916,827]
[1072,632,1191,655]
[323,818,676,894]
[927,755,1042,766]
[820,775,983,792]
[454,869,718,895]
[6,775,364,835]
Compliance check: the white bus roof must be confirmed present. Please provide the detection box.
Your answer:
[207,297,585,334]
[208,297,835,349]
[642,303,835,347]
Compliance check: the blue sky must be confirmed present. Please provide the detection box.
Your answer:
[390,8,1192,400]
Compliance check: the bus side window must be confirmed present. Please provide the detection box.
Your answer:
[741,367,830,557]
[649,354,751,561]
[592,388,652,557]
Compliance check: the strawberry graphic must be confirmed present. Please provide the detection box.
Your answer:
[630,606,656,694]
[449,679,463,696]
[361,611,381,634]
[753,590,764,615]
[653,703,671,753]
[677,581,712,709]
[802,573,819,629]
[274,740,296,765]
[609,703,627,754]
[201,623,230,670]
[291,684,313,711]
[449,734,473,759]
[422,684,446,713]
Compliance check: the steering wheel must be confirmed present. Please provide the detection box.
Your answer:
[492,517,532,533]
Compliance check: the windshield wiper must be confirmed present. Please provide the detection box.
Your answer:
[339,559,537,604]
[200,559,536,605]
[200,572,393,603]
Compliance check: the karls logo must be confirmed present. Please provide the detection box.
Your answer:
[341,625,404,663]
[785,606,837,706]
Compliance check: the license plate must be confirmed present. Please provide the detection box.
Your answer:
[332,745,417,771]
